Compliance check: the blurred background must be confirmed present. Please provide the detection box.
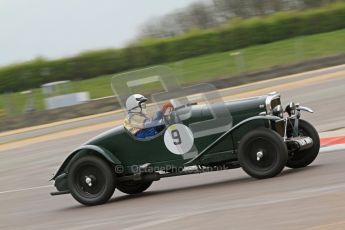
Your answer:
[1,0,345,131]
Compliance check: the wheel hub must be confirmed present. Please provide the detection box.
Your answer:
[256,151,264,161]
[85,175,96,187]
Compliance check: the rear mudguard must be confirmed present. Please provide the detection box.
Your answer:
[185,115,280,165]
[51,145,121,180]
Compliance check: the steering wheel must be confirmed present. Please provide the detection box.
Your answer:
[162,102,197,125]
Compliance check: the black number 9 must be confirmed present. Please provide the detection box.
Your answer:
[171,129,182,145]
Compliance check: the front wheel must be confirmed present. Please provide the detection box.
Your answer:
[286,119,320,168]
[68,155,116,206]
[238,128,288,179]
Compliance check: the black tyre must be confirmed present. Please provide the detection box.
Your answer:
[238,128,288,179]
[68,155,116,206]
[117,181,152,195]
[286,119,320,169]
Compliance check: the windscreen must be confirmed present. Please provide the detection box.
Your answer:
[111,65,233,158]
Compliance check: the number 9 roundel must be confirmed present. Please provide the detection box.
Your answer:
[164,124,194,155]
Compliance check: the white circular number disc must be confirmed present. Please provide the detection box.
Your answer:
[164,124,194,155]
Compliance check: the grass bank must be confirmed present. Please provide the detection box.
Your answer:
[1,28,345,114]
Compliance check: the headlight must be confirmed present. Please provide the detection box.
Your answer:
[273,105,284,118]
[285,102,296,116]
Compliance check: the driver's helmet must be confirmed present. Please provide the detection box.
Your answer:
[125,94,147,114]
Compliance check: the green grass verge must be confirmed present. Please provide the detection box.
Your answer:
[2,28,345,115]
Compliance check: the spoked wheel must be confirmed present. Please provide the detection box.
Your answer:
[286,119,320,169]
[68,155,116,206]
[117,181,152,195]
[238,128,288,179]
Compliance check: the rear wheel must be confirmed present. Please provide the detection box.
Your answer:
[68,155,116,206]
[238,128,288,179]
[286,119,320,168]
[117,181,152,195]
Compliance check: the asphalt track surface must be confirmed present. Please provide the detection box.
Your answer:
[0,66,345,230]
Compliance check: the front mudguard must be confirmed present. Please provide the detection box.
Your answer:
[54,173,68,192]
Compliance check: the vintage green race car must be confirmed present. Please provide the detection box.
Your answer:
[51,89,320,206]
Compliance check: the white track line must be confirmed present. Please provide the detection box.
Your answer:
[0,185,52,195]
[320,144,345,153]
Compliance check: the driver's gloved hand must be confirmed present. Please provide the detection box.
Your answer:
[161,102,173,113]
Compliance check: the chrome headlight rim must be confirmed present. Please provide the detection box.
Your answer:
[285,102,296,116]
[272,105,284,118]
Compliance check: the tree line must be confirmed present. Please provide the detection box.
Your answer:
[138,0,343,39]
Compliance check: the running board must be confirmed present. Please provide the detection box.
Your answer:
[118,163,240,182]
